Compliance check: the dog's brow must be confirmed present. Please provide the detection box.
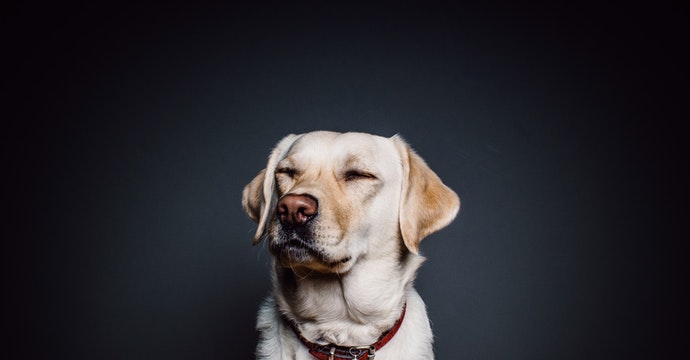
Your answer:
[277,158,295,168]
[345,153,378,171]
[344,154,364,167]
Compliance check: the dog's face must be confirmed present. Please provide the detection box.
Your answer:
[243,131,459,273]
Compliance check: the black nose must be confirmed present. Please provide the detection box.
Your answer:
[276,194,318,226]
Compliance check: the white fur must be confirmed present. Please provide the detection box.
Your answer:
[243,131,460,359]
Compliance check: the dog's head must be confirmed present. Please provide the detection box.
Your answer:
[242,131,459,273]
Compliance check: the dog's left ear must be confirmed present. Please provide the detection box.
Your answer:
[242,134,302,245]
[392,135,460,254]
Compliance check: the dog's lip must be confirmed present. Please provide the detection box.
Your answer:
[279,238,317,252]
[276,239,324,260]
[273,239,351,268]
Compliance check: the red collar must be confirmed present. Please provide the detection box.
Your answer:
[285,304,407,360]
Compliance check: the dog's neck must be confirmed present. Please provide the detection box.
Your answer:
[272,251,424,346]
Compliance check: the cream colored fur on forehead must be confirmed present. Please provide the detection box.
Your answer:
[283,131,400,165]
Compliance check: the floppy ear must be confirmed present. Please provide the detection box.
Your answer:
[393,135,460,254]
[242,134,301,245]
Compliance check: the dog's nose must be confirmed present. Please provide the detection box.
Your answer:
[276,194,318,226]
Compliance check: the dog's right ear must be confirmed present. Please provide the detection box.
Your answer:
[242,134,301,245]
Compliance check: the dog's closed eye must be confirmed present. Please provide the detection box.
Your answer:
[276,167,298,178]
[344,170,377,181]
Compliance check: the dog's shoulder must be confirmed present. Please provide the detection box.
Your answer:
[256,296,279,335]
[256,297,311,360]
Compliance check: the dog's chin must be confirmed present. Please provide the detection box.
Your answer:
[270,239,353,274]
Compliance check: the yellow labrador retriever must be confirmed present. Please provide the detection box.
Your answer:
[243,131,459,359]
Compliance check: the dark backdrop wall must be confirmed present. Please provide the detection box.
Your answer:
[8,2,683,359]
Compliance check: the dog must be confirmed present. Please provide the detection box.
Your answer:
[242,131,460,359]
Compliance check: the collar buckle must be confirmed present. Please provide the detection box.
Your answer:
[349,345,375,359]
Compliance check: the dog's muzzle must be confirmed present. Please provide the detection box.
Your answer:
[270,193,352,269]
[270,193,322,262]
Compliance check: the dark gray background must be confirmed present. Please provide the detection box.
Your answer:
[8,2,683,359]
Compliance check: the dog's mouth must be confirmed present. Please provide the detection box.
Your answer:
[270,230,351,271]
